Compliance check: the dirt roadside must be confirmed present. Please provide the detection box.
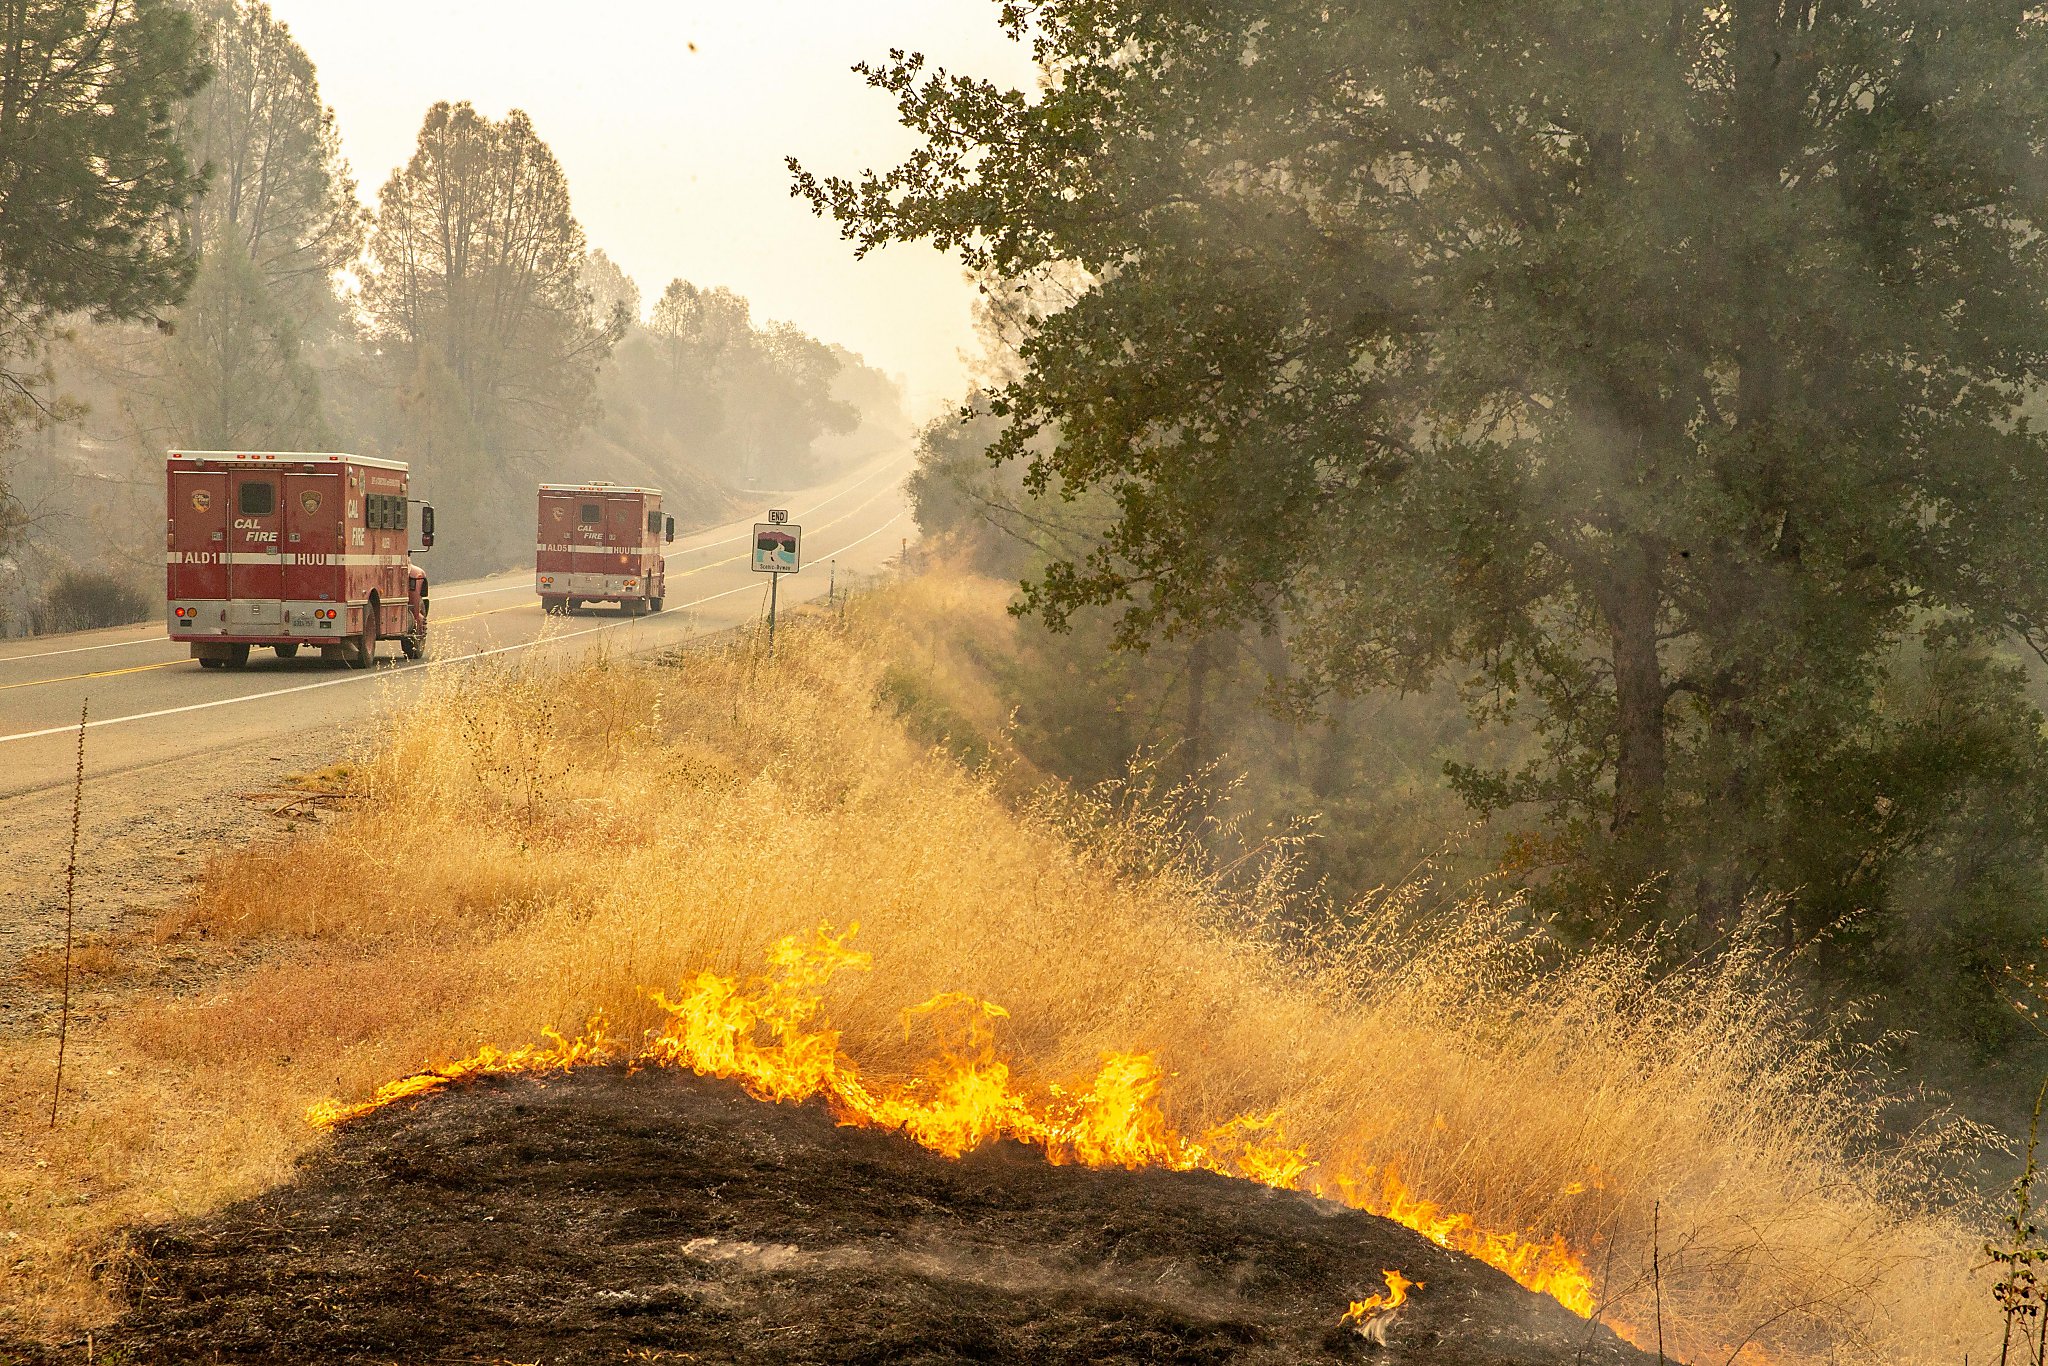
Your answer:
[0,730,346,1042]
[1,1067,1659,1366]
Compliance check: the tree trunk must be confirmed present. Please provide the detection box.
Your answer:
[1605,545,1669,897]
[1731,0,1789,431]
[1183,633,1209,782]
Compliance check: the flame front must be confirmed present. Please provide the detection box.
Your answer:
[1327,1168,1597,1317]
[1341,1268,1418,1331]
[310,924,1598,1320]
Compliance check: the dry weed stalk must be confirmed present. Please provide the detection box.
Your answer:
[48,698,86,1128]
[1992,1079,2048,1366]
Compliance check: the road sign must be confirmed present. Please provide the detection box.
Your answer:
[753,523,801,574]
[767,508,790,525]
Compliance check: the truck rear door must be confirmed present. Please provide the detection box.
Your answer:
[227,469,285,628]
[168,466,230,600]
[283,468,343,600]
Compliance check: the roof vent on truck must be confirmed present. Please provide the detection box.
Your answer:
[537,482,662,495]
[167,450,411,472]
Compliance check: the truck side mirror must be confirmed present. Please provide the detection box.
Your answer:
[665,515,675,544]
[420,504,436,549]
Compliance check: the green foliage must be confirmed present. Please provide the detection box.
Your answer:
[905,399,1036,575]
[1989,1081,2048,1361]
[908,408,1518,896]
[139,0,364,451]
[799,2,2048,996]
[878,662,992,770]
[0,0,207,328]
[158,235,323,448]
[0,0,208,538]
[179,0,363,327]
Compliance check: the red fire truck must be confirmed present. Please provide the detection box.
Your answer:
[536,482,673,614]
[166,451,435,669]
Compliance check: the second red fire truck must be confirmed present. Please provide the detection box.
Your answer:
[536,482,673,614]
[165,450,434,669]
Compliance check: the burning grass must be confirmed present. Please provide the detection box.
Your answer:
[0,604,2002,1361]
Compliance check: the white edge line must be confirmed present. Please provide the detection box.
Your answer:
[0,634,171,663]
[0,512,907,747]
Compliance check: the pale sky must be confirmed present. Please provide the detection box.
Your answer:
[263,0,1040,418]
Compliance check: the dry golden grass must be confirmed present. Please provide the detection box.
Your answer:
[17,940,126,988]
[0,601,2001,1361]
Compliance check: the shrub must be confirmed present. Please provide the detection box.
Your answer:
[38,569,152,633]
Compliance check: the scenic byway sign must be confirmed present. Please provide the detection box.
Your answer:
[753,522,801,574]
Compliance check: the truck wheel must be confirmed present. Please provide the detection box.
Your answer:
[224,643,251,670]
[349,620,376,670]
[541,596,567,615]
[401,616,427,660]
[650,596,664,613]
[273,643,300,660]
[198,657,225,670]
[567,597,582,613]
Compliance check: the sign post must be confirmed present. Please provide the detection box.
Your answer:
[752,510,801,656]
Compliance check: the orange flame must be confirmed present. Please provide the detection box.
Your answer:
[304,1020,616,1129]
[309,924,1597,1320]
[1324,1168,1598,1317]
[1341,1268,1419,1331]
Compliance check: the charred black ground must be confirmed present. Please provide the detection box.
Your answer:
[9,1068,1658,1364]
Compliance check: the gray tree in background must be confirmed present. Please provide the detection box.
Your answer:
[180,0,360,317]
[152,0,363,448]
[364,102,619,569]
[640,279,855,483]
[581,248,640,332]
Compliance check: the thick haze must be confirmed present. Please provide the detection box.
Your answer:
[263,0,1037,416]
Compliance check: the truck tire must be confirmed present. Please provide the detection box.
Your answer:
[273,643,299,659]
[198,657,225,670]
[401,615,427,660]
[349,619,376,670]
[224,643,251,670]
[650,596,664,613]
[567,597,583,613]
[541,596,567,614]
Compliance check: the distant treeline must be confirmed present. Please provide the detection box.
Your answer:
[0,0,907,611]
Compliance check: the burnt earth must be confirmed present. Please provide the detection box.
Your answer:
[14,1068,1658,1365]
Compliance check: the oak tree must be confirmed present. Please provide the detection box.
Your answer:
[799,2,2048,963]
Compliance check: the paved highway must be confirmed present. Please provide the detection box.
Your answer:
[0,454,911,1021]
[0,454,913,802]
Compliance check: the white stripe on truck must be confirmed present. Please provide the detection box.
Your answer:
[167,552,410,567]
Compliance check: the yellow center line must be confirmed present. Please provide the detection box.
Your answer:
[0,658,184,692]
